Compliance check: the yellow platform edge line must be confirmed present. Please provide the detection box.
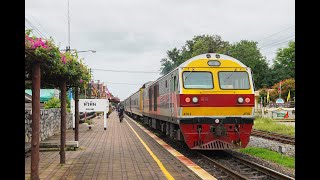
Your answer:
[127,116,217,180]
[125,119,175,180]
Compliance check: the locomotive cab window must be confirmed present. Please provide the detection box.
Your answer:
[182,71,213,89]
[218,71,250,89]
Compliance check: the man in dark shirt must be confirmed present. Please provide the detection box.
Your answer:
[118,105,124,122]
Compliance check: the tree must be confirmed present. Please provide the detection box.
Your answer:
[271,78,295,101]
[160,34,230,75]
[227,40,270,89]
[159,48,182,75]
[269,41,295,84]
[190,35,230,57]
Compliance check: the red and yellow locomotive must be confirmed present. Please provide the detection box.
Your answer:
[124,53,255,150]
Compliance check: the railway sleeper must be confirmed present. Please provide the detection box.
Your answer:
[239,168,253,172]
[241,171,258,175]
[249,175,268,179]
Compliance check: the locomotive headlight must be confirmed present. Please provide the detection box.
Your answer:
[185,97,191,103]
[215,119,220,124]
[237,97,244,104]
[192,97,198,103]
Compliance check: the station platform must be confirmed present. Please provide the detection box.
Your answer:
[25,112,216,179]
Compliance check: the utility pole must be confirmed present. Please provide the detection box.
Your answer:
[67,0,70,52]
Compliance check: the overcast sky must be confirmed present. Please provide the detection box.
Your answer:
[26,0,295,101]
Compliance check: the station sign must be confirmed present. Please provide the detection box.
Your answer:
[79,99,109,112]
[78,99,109,130]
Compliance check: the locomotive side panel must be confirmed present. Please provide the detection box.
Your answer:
[143,69,180,123]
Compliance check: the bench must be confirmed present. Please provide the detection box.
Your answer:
[25,143,31,153]
[39,141,79,150]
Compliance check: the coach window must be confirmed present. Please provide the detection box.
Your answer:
[183,71,213,89]
[218,71,250,89]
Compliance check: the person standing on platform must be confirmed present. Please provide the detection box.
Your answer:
[118,105,124,122]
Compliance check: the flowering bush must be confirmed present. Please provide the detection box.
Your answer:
[25,30,61,62]
[271,78,295,101]
[25,30,91,89]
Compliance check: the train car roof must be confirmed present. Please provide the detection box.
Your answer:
[178,53,247,68]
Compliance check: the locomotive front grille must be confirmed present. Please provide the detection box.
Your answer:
[192,140,235,150]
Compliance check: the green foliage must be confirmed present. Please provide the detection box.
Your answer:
[160,34,230,75]
[160,48,183,75]
[227,40,270,89]
[85,119,93,125]
[66,95,71,113]
[254,117,295,136]
[25,81,32,89]
[269,41,295,85]
[191,35,230,57]
[25,29,32,36]
[239,147,295,168]
[44,97,61,109]
[43,95,71,113]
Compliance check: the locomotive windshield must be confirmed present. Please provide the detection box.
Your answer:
[218,71,250,89]
[183,71,213,89]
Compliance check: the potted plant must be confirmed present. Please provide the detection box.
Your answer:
[86,119,94,129]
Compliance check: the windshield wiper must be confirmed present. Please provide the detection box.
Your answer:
[184,68,194,81]
[223,68,237,82]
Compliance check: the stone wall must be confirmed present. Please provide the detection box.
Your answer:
[25,108,73,142]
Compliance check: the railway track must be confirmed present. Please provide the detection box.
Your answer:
[251,129,295,145]
[126,115,295,179]
[198,150,295,180]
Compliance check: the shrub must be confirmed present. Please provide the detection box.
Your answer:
[44,97,61,109]
[44,96,71,112]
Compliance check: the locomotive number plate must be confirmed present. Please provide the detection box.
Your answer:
[183,112,191,116]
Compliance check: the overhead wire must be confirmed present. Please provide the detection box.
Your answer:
[29,15,51,38]
[257,25,295,43]
[259,35,295,49]
[91,68,160,74]
[25,18,47,39]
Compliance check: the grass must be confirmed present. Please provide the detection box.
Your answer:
[253,117,295,136]
[239,147,295,169]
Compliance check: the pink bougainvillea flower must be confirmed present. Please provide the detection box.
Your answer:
[62,56,66,64]
[80,79,83,83]
[34,42,40,48]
